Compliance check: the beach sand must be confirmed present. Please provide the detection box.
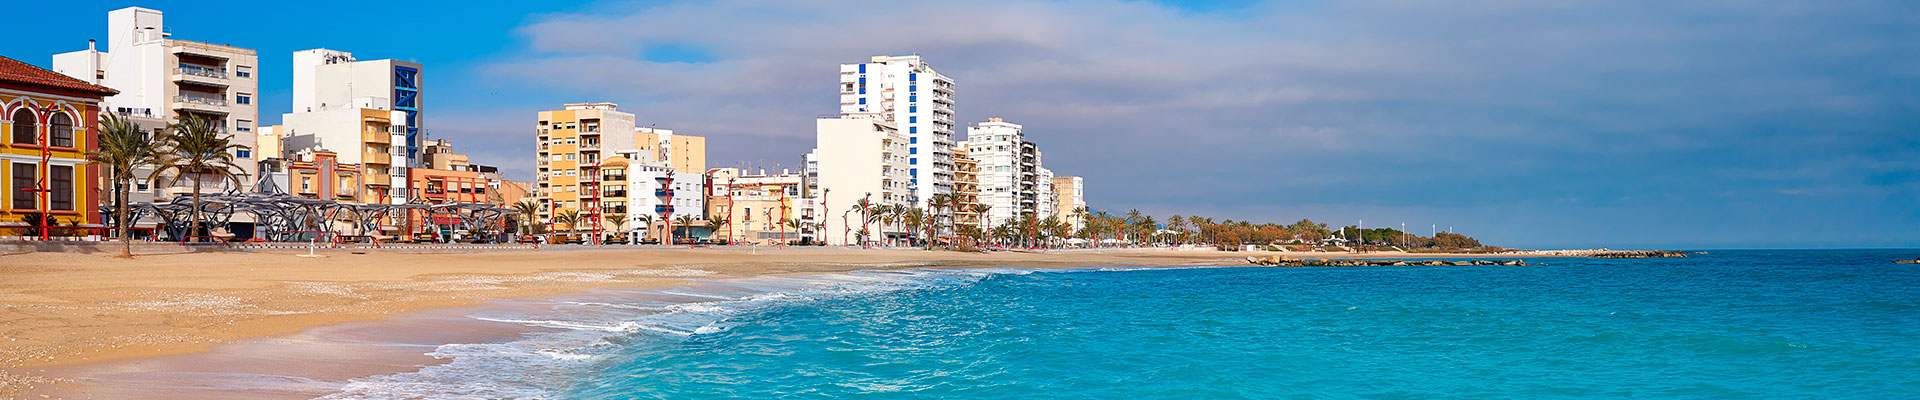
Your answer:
[0,246,1529,399]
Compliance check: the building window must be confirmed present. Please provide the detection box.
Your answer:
[910,158,917,165]
[859,64,866,73]
[236,119,253,132]
[11,109,35,145]
[858,98,866,105]
[236,94,252,105]
[909,148,917,154]
[909,116,917,123]
[910,95,917,102]
[909,73,917,82]
[11,162,35,209]
[237,149,252,158]
[910,85,917,92]
[236,66,253,78]
[49,113,73,148]
[910,106,917,113]
[858,87,865,94]
[858,77,866,85]
[910,136,917,143]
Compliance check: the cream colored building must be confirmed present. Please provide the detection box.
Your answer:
[814,116,910,245]
[707,168,806,245]
[53,6,262,195]
[1051,176,1085,230]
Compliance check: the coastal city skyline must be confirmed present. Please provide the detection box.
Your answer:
[5,1,1916,249]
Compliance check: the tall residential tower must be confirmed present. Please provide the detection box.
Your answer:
[837,55,955,207]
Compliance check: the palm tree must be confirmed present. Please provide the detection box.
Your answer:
[705,215,729,243]
[554,209,581,237]
[512,200,541,235]
[853,197,875,246]
[605,214,627,243]
[87,112,159,258]
[149,115,243,242]
[673,214,697,245]
[632,214,654,241]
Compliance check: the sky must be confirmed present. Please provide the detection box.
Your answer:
[6,0,1916,249]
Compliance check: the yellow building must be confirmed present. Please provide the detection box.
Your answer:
[535,103,634,240]
[535,103,707,243]
[2,56,118,237]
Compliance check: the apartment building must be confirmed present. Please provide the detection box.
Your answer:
[1,56,118,236]
[280,102,408,203]
[951,147,983,234]
[291,49,424,163]
[814,116,910,245]
[962,117,1044,229]
[53,7,261,198]
[838,55,956,207]
[1051,176,1086,231]
[534,103,710,242]
[535,103,635,237]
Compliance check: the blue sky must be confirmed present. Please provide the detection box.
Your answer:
[6,1,1917,249]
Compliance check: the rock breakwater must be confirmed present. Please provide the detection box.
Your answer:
[1244,257,1529,267]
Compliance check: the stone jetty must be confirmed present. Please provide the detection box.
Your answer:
[1588,250,1691,259]
[1244,256,1528,267]
[1896,259,1919,264]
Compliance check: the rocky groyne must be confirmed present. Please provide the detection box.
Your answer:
[1895,259,1919,264]
[1588,250,1692,259]
[1245,256,1529,267]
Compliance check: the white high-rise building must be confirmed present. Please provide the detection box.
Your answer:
[838,55,955,207]
[962,117,1045,229]
[290,49,424,166]
[814,116,911,245]
[53,7,262,195]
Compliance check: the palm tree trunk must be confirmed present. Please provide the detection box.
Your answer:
[117,175,132,258]
[190,176,203,243]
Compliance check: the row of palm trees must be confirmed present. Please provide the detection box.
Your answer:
[85,113,245,258]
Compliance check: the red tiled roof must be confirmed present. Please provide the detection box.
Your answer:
[0,55,118,97]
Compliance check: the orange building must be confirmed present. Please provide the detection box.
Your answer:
[1,56,118,237]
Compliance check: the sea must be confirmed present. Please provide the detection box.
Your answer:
[320,249,1920,399]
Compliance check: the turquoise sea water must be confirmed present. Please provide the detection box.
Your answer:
[327,250,1920,399]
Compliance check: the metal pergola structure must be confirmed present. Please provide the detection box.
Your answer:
[98,173,519,244]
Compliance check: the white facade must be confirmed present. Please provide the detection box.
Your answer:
[962,118,1040,229]
[290,48,425,166]
[814,117,910,245]
[53,6,261,193]
[838,55,955,207]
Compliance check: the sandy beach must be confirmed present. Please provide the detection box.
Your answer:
[0,246,1536,398]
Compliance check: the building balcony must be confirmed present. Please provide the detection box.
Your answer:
[604,190,627,197]
[362,130,390,144]
[655,205,674,213]
[602,175,626,181]
[336,188,357,198]
[655,176,671,182]
[172,66,228,88]
[603,206,627,214]
[655,189,672,196]
[172,95,228,114]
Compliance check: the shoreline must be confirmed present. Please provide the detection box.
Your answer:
[0,247,1557,398]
